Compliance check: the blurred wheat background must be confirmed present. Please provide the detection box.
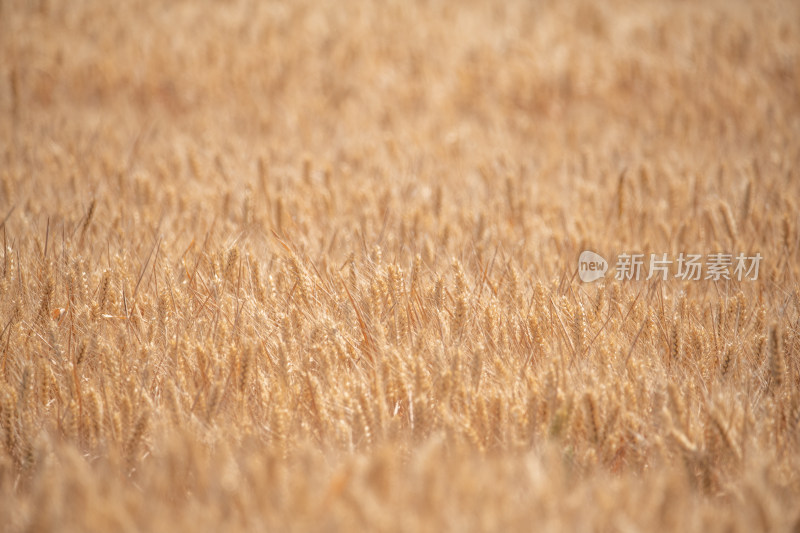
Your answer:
[1,0,799,531]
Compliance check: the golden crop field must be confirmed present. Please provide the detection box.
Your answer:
[1,0,799,531]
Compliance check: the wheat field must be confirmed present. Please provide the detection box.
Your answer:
[1,0,800,531]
